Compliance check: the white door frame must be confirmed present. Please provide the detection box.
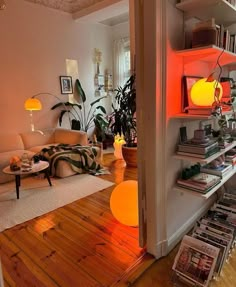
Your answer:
[135,0,167,258]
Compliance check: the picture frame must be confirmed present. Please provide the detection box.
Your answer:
[60,76,73,94]
[182,75,202,112]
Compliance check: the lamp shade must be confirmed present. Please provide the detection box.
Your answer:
[110,180,138,227]
[24,98,42,111]
[190,78,223,106]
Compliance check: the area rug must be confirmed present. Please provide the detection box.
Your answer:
[0,174,114,232]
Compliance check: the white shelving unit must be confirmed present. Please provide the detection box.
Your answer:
[176,0,236,26]
[173,0,236,199]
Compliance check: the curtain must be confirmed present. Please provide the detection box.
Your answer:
[113,37,130,90]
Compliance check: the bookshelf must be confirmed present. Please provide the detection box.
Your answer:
[176,0,236,27]
[174,166,236,199]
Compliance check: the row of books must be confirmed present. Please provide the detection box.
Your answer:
[172,192,236,287]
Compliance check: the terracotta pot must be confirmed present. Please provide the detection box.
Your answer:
[122,145,137,167]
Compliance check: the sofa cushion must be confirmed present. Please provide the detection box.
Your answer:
[0,134,24,153]
[0,150,35,184]
[20,129,55,150]
[28,143,60,154]
[54,128,88,146]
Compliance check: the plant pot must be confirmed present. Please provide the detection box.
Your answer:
[122,145,137,167]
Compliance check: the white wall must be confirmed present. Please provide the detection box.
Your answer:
[112,21,130,40]
[0,0,113,134]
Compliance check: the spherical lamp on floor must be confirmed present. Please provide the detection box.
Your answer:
[110,180,138,227]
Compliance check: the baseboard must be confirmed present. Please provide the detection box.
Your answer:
[166,195,216,254]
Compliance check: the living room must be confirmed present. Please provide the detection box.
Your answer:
[1,0,236,286]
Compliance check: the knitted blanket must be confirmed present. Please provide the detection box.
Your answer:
[38,144,102,176]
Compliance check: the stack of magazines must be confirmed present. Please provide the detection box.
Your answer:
[172,192,236,286]
[177,139,220,159]
[177,172,221,193]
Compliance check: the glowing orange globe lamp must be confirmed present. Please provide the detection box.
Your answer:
[190,78,223,106]
[110,180,138,227]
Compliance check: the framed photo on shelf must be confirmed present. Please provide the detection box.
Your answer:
[182,75,202,112]
[60,76,73,94]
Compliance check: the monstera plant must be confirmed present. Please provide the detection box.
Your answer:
[51,78,108,140]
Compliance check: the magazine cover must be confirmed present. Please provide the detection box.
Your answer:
[192,233,227,275]
[193,228,231,261]
[200,218,235,238]
[172,235,219,287]
[209,207,236,227]
[199,223,234,248]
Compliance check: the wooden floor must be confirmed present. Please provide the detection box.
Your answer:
[0,153,153,287]
[2,153,235,287]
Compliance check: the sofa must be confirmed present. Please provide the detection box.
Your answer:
[0,128,100,184]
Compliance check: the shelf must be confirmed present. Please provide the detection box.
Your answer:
[172,110,234,120]
[176,0,236,26]
[176,45,236,66]
[174,141,236,164]
[174,166,236,199]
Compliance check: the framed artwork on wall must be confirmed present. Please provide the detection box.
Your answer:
[60,76,73,94]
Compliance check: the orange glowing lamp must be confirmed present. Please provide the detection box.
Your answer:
[190,78,223,106]
[110,180,138,227]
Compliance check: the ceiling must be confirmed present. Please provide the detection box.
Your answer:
[24,0,129,26]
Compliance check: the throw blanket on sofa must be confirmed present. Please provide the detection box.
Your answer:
[38,144,102,176]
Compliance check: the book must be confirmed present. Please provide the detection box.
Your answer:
[180,138,217,147]
[177,147,220,158]
[172,235,219,287]
[191,173,221,185]
[200,163,233,177]
[178,141,218,154]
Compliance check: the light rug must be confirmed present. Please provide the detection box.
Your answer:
[0,174,114,232]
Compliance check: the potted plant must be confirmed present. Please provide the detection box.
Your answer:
[109,74,137,166]
[51,78,108,141]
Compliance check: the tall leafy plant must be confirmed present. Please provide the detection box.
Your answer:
[109,74,137,147]
[51,79,108,139]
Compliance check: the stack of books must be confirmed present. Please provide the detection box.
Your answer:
[225,148,236,166]
[177,172,221,193]
[200,163,233,178]
[177,139,220,159]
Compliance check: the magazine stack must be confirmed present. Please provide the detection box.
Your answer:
[172,192,236,287]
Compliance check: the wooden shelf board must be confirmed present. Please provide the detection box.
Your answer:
[174,141,236,164]
[171,110,233,120]
[176,45,236,66]
[174,167,236,199]
[176,0,236,26]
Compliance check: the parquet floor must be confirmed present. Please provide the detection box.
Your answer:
[0,153,154,287]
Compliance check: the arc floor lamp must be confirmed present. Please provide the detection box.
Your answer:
[24,93,71,132]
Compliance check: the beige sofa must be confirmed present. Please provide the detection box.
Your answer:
[0,128,99,184]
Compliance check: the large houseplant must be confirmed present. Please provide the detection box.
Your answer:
[109,74,137,166]
[51,78,108,141]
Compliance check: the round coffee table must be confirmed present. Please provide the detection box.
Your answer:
[3,160,52,199]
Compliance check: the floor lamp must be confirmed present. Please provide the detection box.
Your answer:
[24,92,72,132]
